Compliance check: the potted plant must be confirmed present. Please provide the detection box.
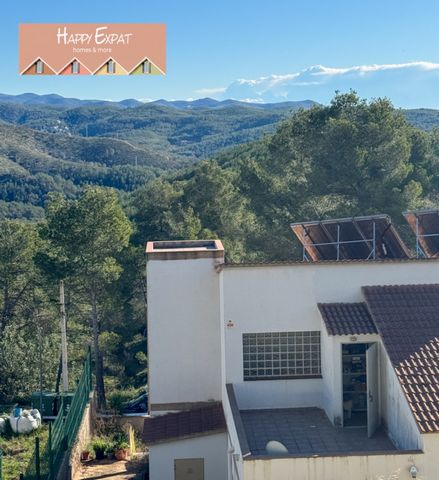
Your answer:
[81,449,91,462]
[114,439,130,461]
[106,441,116,460]
[91,438,108,460]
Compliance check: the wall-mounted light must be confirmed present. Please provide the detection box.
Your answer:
[409,465,418,478]
[226,320,235,328]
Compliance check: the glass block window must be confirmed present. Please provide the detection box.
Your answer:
[243,331,321,381]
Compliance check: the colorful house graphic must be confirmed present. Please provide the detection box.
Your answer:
[129,57,164,75]
[58,58,91,75]
[21,57,56,75]
[93,58,128,75]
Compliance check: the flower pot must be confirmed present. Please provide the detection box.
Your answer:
[115,448,129,461]
[81,451,91,462]
[95,449,106,460]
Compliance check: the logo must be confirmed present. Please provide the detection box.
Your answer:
[19,24,166,76]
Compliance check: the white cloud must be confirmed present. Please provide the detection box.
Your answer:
[195,86,227,96]
[237,98,265,103]
[205,61,439,108]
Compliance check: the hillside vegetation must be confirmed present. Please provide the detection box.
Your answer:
[2,96,439,219]
[0,99,312,217]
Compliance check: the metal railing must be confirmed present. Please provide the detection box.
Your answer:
[23,349,93,480]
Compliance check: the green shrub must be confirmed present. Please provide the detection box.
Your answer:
[107,388,142,414]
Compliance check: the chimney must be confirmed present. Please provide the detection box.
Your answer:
[146,240,224,415]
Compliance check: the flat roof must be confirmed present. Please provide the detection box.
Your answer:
[146,240,224,260]
[240,407,401,458]
[220,256,439,270]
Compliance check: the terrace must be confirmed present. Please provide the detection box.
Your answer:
[239,407,397,458]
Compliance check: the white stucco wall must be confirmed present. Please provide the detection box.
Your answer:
[147,257,222,409]
[243,435,439,480]
[380,340,423,450]
[243,452,429,480]
[221,276,245,480]
[149,433,228,480]
[222,261,439,412]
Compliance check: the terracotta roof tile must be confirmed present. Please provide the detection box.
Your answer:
[142,403,226,444]
[318,302,377,336]
[363,284,439,434]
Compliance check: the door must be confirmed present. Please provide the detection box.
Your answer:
[366,343,379,437]
[175,458,204,480]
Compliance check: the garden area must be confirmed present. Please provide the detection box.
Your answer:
[78,418,148,480]
[0,419,48,480]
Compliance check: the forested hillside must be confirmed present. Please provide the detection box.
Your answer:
[1,92,439,407]
[1,95,439,220]
[0,99,308,158]
[0,124,161,217]
[0,98,311,217]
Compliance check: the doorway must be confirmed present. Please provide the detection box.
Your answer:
[342,343,379,436]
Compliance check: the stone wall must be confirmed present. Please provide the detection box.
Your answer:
[69,393,96,480]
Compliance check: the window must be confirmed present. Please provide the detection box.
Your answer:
[142,60,150,74]
[107,60,115,74]
[36,60,43,74]
[243,331,321,381]
[71,60,79,74]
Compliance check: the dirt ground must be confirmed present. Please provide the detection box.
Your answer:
[79,454,148,480]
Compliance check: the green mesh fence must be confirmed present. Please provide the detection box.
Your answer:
[23,349,93,480]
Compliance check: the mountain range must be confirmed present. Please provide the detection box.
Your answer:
[0,92,315,111]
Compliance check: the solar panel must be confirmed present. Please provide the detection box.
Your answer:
[404,210,439,258]
[291,215,411,261]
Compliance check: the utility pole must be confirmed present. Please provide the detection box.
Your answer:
[59,280,69,392]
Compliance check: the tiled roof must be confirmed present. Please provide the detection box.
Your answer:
[318,302,377,336]
[142,403,226,444]
[363,284,439,433]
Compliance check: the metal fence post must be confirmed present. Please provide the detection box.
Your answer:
[49,422,54,480]
[35,437,41,480]
[88,347,93,392]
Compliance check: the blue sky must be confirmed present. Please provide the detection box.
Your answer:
[3,0,439,107]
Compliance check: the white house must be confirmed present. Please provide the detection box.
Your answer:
[143,216,439,480]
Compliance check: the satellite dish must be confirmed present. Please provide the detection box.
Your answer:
[265,440,288,455]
